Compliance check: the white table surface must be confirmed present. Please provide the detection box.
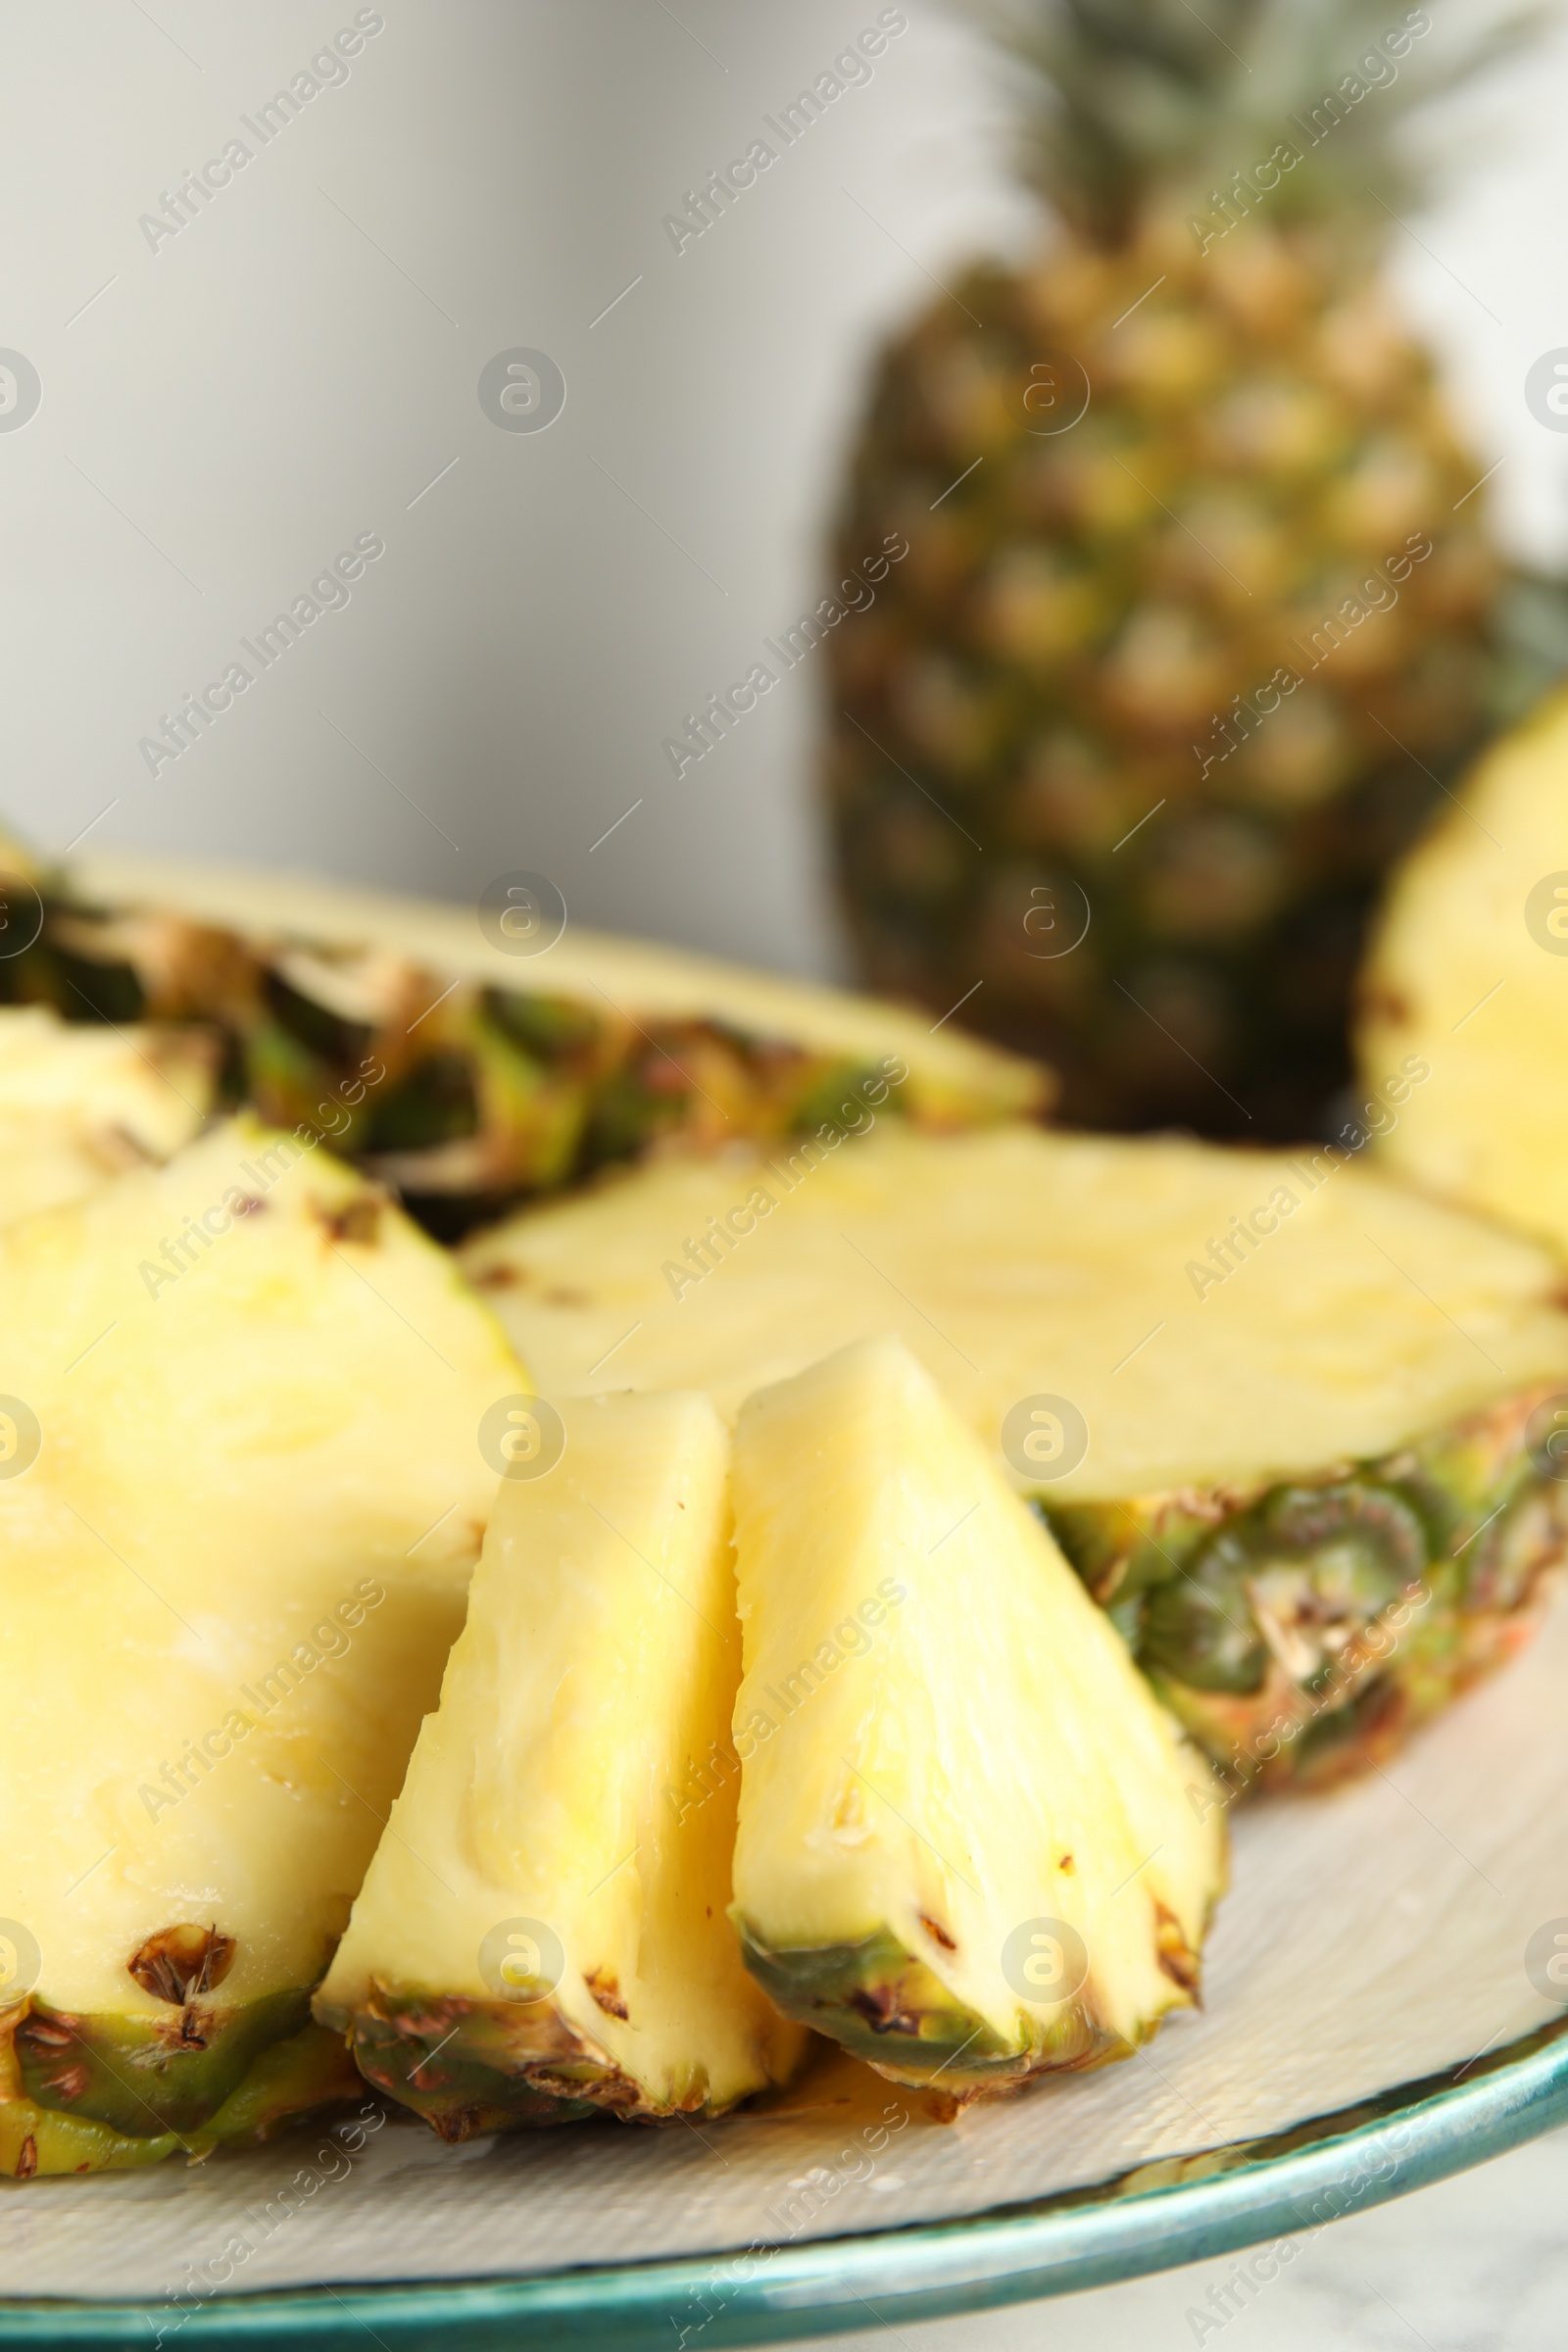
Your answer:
[779,2124,1568,2351]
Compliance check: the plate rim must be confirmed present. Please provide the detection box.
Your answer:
[2,2017,1564,2347]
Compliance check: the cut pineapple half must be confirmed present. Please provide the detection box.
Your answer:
[463,1124,1568,1788]
[316,1390,808,2133]
[0,1003,215,1222]
[0,1116,522,2176]
[3,850,1048,1220]
[1359,683,1568,1255]
[730,1337,1225,2093]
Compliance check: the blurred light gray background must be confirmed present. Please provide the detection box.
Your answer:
[3,0,1566,989]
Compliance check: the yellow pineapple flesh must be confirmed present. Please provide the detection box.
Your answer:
[462,1124,1568,1787]
[1359,683,1568,1254]
[729,1337,1224,2093]
[0,1004,214,1223]
[0,1117,521,2174]
[316,1390,808,2132]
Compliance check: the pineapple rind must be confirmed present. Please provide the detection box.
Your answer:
[14,1987,310,2139]
[1059,1382,1568,1789]
[732,1922,1117,2094]
[329,1990,597,2140]
[0,2021,359,2179]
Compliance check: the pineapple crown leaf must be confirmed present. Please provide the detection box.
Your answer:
[973,0,1549,241]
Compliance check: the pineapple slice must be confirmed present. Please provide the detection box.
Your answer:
[315,1390,808,2132]
[0,1117,521,2175]
[1360,684,1568,1254]
[730,1337,1224,2094]
[0,1004,215,1222]
[463,1124,1568,1788]
[37,849,1048,1215]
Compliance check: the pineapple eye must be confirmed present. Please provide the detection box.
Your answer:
[1140,1529,1269,1694]
[316,1195,383,1248]
[1139,1482,1427,1697]
[126,1925,235,2006]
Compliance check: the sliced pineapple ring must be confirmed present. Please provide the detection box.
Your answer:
[0,1117,521,2175]
[730,1338,1225,2093]
[462,1124,1568,1786]
[316,1390,808,2133]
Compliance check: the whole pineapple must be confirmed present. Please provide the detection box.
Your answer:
[826,0,1518,1136]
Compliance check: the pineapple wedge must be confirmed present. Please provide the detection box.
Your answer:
[730,1338,1224,2094]
[0,1117,521,2176]
[0,1003,214,1222]
[316,1390,808,2133]
[15,850,1047,1224]
[1360,684,1568,1254]
[463,1124,1568,1789]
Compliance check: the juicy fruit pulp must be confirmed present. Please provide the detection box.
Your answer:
[462,1124,1568,1787]
[0,1003,214,1223]
[0,1118,523,2174]
[4,852,1046,1235]
[1360,684,1568,1255]
[729,1338,1225,2092]
[316,1391,808,2133]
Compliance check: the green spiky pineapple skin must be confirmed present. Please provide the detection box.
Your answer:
[0,2022,359,2180]
[827,214,1498,1135]
[733,1920,1115,2092]
[13,1989,312,2139]
[1049,1383,1568,1789]
[324,1992,599,2142]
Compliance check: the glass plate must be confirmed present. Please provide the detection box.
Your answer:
[2,2017,1564,2349]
